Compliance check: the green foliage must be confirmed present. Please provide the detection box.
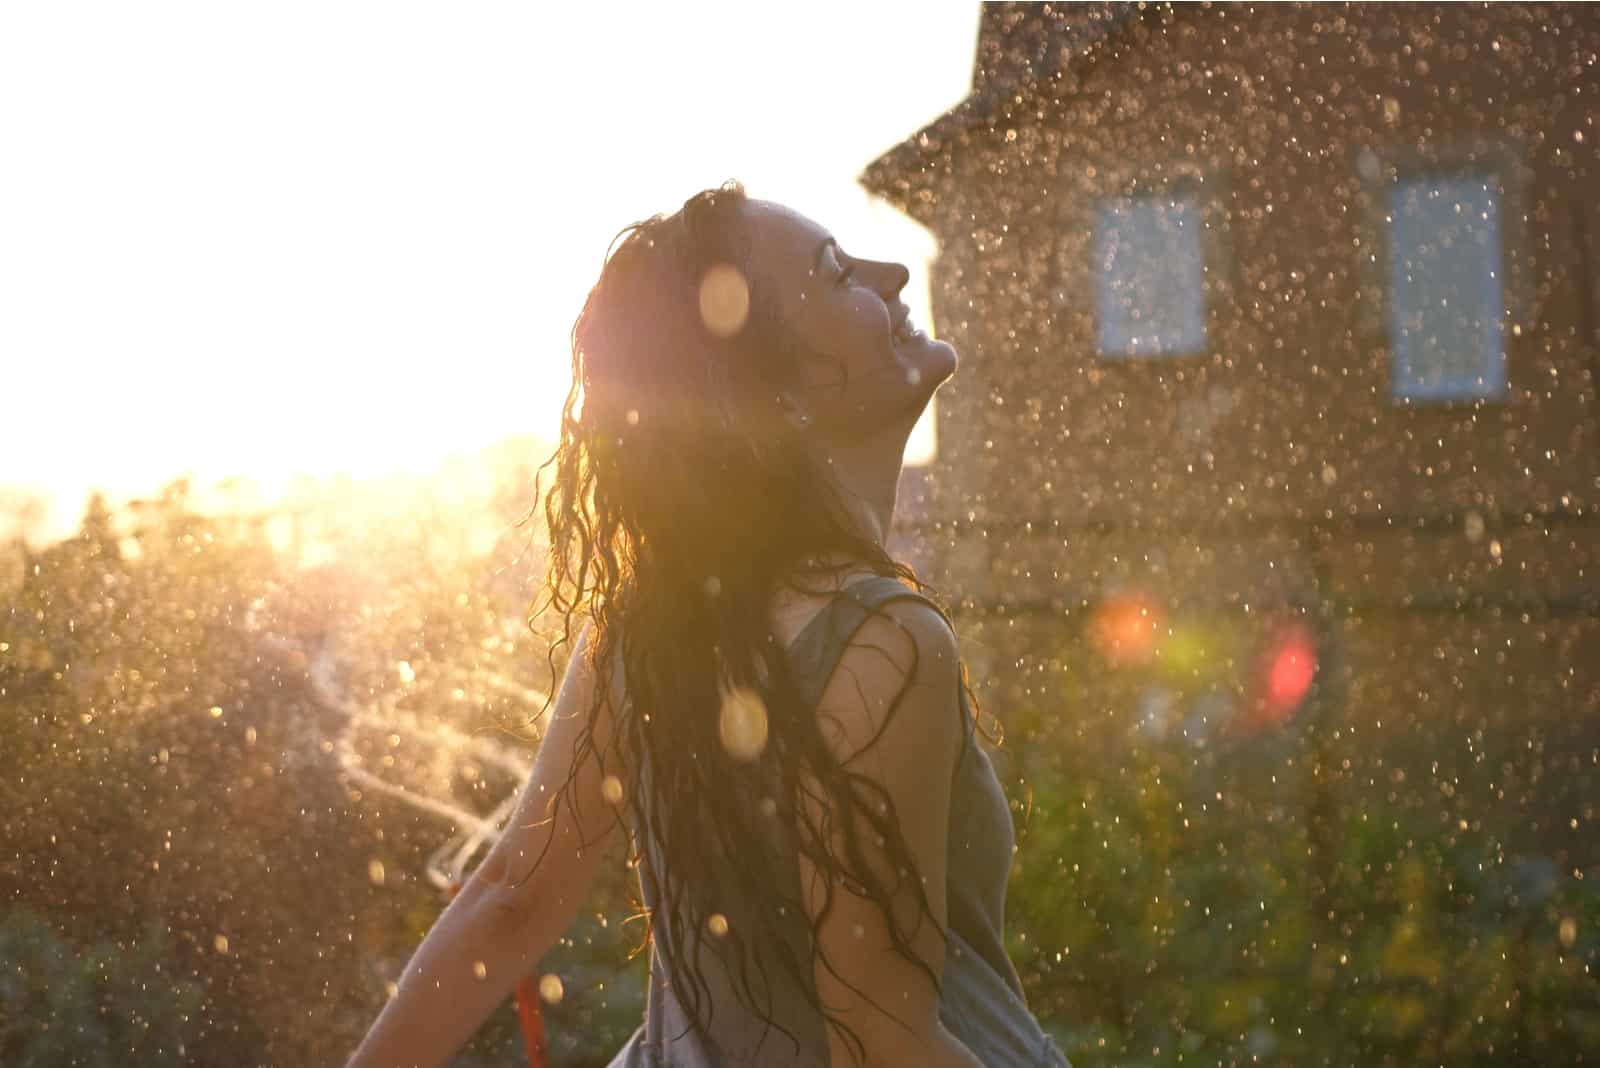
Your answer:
[4,480,1596,1066]
[0,909,203,1066]
[1000,631,1600,1066]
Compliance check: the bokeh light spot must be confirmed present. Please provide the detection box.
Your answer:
[718,683,769,762]
[1090,591,1163,667]
[698,263,750,339]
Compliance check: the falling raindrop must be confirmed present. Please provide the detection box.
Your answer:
[538,973,565,1005]
[718,683,769,762]
[698,263,750,338]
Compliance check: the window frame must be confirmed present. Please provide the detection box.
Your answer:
[1057,161,1233,367]
[1090,186,1210,360]
[1353,142,1528,409]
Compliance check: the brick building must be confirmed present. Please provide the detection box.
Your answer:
[869,2,1600,857]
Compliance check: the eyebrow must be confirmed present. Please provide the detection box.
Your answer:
[813,236,839,273]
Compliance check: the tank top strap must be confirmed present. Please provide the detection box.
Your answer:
[785,574,961,719]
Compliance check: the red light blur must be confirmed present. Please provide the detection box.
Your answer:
[1240,621,1318,732]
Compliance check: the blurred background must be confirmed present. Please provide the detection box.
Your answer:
[4,3,1599,1065]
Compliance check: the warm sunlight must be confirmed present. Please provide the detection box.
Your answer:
[0,3,976,544]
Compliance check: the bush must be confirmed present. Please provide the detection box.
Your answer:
[0,910,204,1066]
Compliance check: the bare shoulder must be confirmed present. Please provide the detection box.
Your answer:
[813,593,962,767]
[797,589,966,1056]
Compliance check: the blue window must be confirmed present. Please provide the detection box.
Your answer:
[1386,172,1507,401]
[1093,193,1207,358]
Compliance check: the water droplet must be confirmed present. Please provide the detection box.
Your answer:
[209,706,223,719]
[625,408,640,426]
[214,934,230,954]
[718,684,769,762]
[473,960,487,980]
[396,660,416,685]
[1356,149,1381,182]
[368,859,386,886]
[698,263,750,338]
[601,775,625,805]
[538,973,565,1004]
[708,913,730,937]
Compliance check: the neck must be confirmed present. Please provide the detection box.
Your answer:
[811,420,913,557]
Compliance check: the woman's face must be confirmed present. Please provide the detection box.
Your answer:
[739,199,957,439]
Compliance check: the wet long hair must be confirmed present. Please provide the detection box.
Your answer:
[515,181,993,1063]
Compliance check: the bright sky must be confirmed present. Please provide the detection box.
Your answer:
[0,2,980,542]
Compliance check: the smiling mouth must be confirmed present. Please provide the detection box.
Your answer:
[892,317,923,344]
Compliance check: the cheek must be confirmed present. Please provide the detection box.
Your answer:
[800,295,889,362]
[841,295,891,355]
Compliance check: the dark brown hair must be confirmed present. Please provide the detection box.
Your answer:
[515,181,992,1063]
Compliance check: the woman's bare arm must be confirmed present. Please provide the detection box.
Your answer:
[798,600,985,1068]
[346,622,625,1068]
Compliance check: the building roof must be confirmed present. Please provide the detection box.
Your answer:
[858,1,1145,222]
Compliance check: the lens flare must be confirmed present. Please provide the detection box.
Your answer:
[1089,591,1163,667]
[698,263,750,339]
[718,683,769,762]
[1241,621,1319,731]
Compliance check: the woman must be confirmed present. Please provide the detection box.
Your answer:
[346,183,1070,1067]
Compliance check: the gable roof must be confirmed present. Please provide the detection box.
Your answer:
[858,1,1145,222]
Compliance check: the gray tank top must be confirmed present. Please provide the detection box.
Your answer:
[607,575,1071,1066]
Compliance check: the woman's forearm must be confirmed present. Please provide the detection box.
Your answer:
[344,874,570,1068]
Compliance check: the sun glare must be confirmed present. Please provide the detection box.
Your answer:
[1,5,971,545]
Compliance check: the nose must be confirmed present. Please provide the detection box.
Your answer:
[871,259,910,297]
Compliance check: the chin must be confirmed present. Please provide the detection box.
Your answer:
[920,337,959,383]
